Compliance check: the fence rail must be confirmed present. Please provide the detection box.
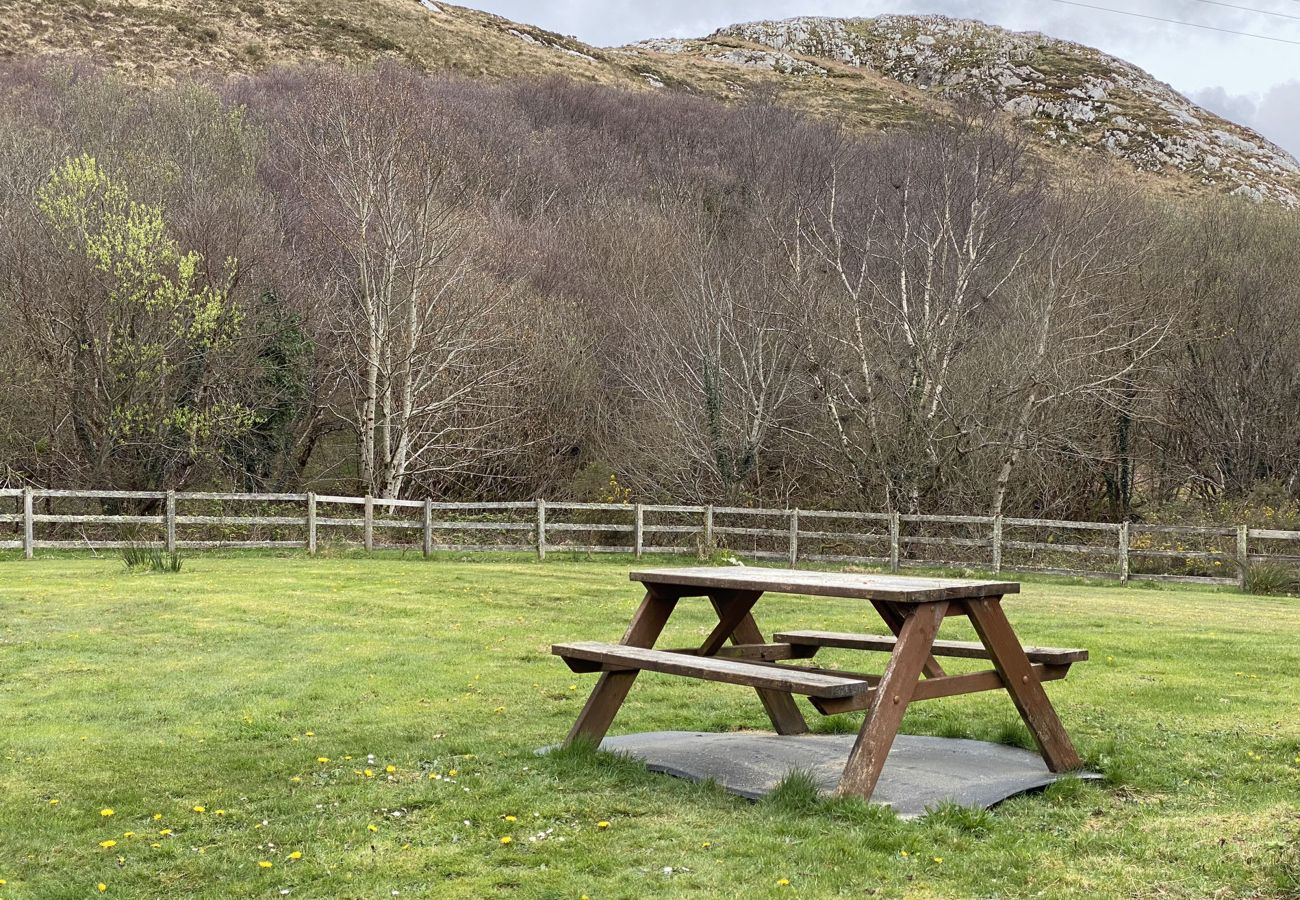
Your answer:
[3,487,1298,589]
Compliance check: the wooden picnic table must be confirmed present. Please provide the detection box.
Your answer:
[553,566,1086,801]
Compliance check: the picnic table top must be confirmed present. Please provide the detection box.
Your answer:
[629,566,1020,603]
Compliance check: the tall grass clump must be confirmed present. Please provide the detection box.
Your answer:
[1244,561,1300,596]
[122,544,183,573]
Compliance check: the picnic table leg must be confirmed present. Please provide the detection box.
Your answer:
[835,600,947,800]
[565,588,678,746]
[963,597,1082,772]
[705,591,808,736]
[872,599,947,678]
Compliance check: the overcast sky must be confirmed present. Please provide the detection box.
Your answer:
[472,0,1300,157]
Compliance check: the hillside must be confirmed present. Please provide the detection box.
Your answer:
[2,0,1297,204]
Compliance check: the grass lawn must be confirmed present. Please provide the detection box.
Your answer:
[0,553,1298,898]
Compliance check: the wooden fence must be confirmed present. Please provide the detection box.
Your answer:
[2,487,1299,588]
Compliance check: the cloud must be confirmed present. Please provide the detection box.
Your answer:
[1194,81,1300,160]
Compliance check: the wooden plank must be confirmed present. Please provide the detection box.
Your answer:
[835,601,947,800]
[176,491,308,502]
[553,641,871,698]
[630,567,1020,603]
[564,589,678,745]
[546,523,635,533]
[1248,528,1300,540]
[774,630,1088,664]
[1129,548,1231,560]
[889,511,900,573]
[901,535,989,548]
[1119,521,1130,583]
[795,530,890,542]
[798,553,891,565]
[422,499,432,558]
[165,491,176,552]
[32,489,165,499]
[634,503,643,559]
[712,505,787,516]
[963,597,1081,772]
[992,516,1003,574]
[537,498,546,561]
[1004,517,1121,532]
[363,495,374,552]
[641,525,702,534]
[173,540,300,549]
[788,509,799,566]
[704,505,714,547]
[797,509,891,521]
[712,526,789,538]
[1237,524,1248,590]
[173,516,302,526]
[1130,523,1236,536]
[22,487,33,560]
[306,492,317,554]
[425,522,533,531]
[812,663,1072,715]
[902,514,994,525]
[32,514,165,524]
[644,504,707,514]
[1003,540,1117,554]
[544,502,635,512]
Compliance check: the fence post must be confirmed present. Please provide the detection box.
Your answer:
[1119,521,1130,584]
[992,515,1003,574]
[633,502,643,559]
[536,498,546,561]
[22,487,33,560]
[704,504,714,549]
[889,511,900,573]
[363,495,374,552]
[423,498,433,558]
[306,492,317,555]
[788,509,799,566]
[165,490,176,552]
[1236,523,1248,590]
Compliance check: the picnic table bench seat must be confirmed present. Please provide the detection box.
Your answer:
[553,640,873,699]
[773,630,1088,665]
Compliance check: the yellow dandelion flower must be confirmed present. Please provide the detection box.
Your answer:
[159,829,172,836]
[448,769,458,777]
[701,841,712,848]
[150,843,161,849]
[48,799,59,806]
[257,860,273,869]
[100,809,114,817]
[899,850,909,858]
[288,851,302,860]
[504,815,516,823]
[367,824,378,833]
[596,821,610,829]
[290,776,302,783]
[776,878,791,887]
[317,757,330,764]
[499,836,512,845]
[364,769,374,778]
[214,810,225,817]
[385,765,396,774]
[192,806,205,813]
[305,731,315,737]
[97,883,108,893]
[122,831,135,838]
[99,840,117,849]
[152,813,162,821]
[933,856,943,864]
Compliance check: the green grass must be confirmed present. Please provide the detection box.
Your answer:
[0,553,1298,898]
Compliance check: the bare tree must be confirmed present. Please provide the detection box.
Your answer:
[280,67,520,498]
